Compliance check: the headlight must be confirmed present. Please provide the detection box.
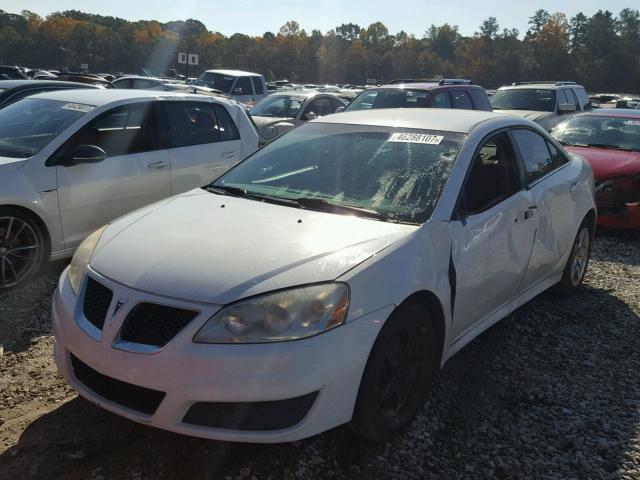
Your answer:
[194,283,350,344]
[68,226,107,295]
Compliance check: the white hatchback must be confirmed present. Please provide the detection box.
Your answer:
[53,109,596,443]
[0,89,259,290]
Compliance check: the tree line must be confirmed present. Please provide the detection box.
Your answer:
[1,8,639,92]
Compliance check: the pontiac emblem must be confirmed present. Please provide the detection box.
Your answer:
[113,298,128,316]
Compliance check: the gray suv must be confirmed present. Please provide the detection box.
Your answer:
[490,81,591,131]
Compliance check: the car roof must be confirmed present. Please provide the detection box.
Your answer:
[499,83,582,90]
[26,88,233,107]
[113,76,164,82]
[580,108,640,118]
[268,90,325,99]
[203,69,262,77]
[0,79,101,89]
[316,108,514,133]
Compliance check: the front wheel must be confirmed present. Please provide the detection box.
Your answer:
[0,208,47,291]
[350,302,436,442]
[553,222,592,295]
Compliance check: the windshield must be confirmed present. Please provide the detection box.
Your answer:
[0,98,93,158]
[250,95,306,118]
[346,89,431,111]
[491,88,556,112]
[194,72,235,92]
[213,123,464,224]
[553,115,640,151]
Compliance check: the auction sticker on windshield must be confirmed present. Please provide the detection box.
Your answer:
[62,103,95,113]
[389,132,444,144]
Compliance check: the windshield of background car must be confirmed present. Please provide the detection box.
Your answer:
[0,98,93,158]
[250,95,305,118]
[553,115,640,151]
[491,88,556,112]
[214,123,465,224]
[194,72,236,93]
[346,89,431,111]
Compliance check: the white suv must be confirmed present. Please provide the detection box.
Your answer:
[194,70,268,106]
[491,81,591,131]
[0,89,259,290]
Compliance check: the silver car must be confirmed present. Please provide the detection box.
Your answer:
[250,91,347,144]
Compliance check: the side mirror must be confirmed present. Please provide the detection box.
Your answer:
[233,87,243,95]
[304,111,318,121]
[335,106,345,113]
[65,145,106,165]
[558,103,577,113]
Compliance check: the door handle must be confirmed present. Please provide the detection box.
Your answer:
[221,151,236,159]
[570,182,578,193]
[524,206,537,220]
[148,161,169,169]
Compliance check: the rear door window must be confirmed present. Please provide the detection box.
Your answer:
[468,89,492,111]
[251,77,264,95]
[164,102,221,148]
[511,129,555,183]
[573,87,591,110]
[451,90,473,110]
[213,104,240,141]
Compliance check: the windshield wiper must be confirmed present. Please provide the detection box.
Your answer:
[205,185,305,207]
[557,140,590,148]
[585,143,633,151]
[293,197,391,221]
[206,186,394,222]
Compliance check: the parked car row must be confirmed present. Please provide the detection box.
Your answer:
[0,66,636,447]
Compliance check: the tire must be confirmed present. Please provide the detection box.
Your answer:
[552,220,593,296]
[350,302,436,442]
[0,207,48,292]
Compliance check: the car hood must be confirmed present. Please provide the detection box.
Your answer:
[0,156,28,175]
[494,110,551,121]
[564,146,640,178]
[251,116,295,129]
[91,190,417,305]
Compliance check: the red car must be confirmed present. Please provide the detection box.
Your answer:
[552,109,640,229]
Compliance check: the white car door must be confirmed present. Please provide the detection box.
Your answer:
[450,132,538,342]
[162,101,243,194]
[510,129,580,288]
[54,102,171,247]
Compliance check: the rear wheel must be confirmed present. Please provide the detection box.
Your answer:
[0,208,47,291]
[553,221,592,295]
[350,302,436,442]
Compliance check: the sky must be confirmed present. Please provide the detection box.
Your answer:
[0,1,633,38]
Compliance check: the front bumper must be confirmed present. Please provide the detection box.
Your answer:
[52,267,392,443]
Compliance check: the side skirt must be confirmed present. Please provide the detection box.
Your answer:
[441,272,562,365]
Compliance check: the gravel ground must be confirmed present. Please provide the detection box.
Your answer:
[1,231,639,480]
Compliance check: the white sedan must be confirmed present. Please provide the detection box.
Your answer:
[0,89,259,290]
[52,109,596,443]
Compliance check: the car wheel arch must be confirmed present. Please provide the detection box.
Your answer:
[0,204,52,257]
[392,290,446,369]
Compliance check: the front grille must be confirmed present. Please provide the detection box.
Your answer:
[83,277,113,330]
[70,353,165,415]
[119,303,198,347]
[182,392,319,431]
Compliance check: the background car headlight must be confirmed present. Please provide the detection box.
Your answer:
[68,225,107,295]
[193,283,350,344]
